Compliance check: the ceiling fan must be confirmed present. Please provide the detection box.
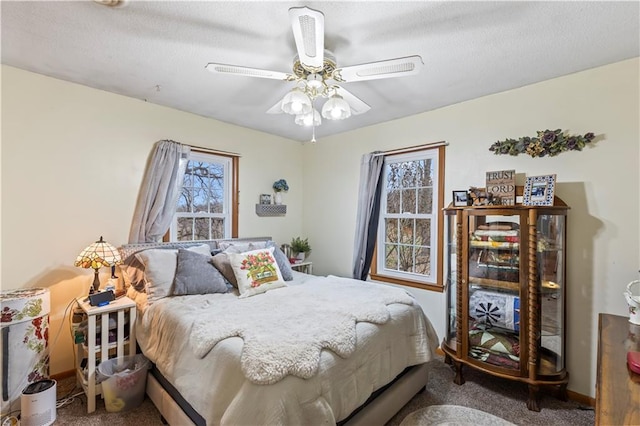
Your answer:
[205,6,423,142]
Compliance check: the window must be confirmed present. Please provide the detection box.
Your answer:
[168,151,238,241]
[370,146,445,291]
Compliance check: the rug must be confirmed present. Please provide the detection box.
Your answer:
[399,404,516,426]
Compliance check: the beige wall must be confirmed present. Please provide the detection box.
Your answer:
[1,65,304,374]
[302,58,640,398]
[2,58,639,398]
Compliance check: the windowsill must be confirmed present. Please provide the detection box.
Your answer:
[369,273,444,293]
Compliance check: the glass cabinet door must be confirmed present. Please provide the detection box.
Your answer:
[444,211,458,350]
[466,213,522,372]
[537,213,565,375]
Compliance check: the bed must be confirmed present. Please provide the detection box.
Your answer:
[118,238,439,425]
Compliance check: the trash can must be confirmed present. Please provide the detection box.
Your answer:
[97,354,151,412]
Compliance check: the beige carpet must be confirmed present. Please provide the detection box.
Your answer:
[51,357,594,425]
[52,375,163,425]
[387,359,593,426]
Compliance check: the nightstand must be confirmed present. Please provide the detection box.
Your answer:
[291,261,313,274]
[75,296,136,413]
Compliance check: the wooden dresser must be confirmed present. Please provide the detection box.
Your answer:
[595,313,640,425]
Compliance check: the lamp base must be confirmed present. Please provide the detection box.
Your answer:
[90,270,101,294]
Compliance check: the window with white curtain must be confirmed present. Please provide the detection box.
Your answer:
[169,151,237,241]
[371,146,445,290]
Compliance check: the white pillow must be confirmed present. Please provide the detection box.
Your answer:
[228,247,287,298]
[135,244,211,304]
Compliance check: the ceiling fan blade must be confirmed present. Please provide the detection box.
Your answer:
[335,87,370,116]
[334,55,423,82]
[266,99,284,114]
[205,63,292,81]
[289,6,324,71]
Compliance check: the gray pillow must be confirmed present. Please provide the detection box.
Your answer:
[135,244,212,303]
[121,242,208,292]
[266,241,294,281]
[173,249,228,295]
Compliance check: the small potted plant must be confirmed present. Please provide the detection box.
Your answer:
[290,236,311,262]
[272,179,289,205]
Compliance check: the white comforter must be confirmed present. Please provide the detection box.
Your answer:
[132,273,438,425]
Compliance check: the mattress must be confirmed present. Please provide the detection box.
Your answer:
[130,272,438,425]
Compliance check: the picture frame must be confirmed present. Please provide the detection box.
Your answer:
[259,194,272,205]
[452,190,469,207]
[485,169,516,206]
[523,174,556,206]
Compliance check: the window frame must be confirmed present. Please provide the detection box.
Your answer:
[370,145,445,292]
[166,150,239,242]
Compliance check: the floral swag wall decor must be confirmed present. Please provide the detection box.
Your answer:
[489,129,596,158]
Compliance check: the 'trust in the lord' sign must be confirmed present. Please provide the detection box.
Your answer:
[486,169,516,205]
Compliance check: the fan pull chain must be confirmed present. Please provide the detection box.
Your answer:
[310,98,317,143]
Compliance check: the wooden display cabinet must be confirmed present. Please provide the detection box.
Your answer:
[441,189,569,411]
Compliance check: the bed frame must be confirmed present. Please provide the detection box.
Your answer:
[120,237,429,425]
[145,362,429,425]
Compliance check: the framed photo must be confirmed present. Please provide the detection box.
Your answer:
[452,190,469,207]
[259,194,272,205]
[523,174,556,206]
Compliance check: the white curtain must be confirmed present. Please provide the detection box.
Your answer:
[128,140,190,243]
[352,152,384,280]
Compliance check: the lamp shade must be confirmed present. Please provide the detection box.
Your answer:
[74,236,121,270]
[75,236,121,295]
[321,94,351,120]
[281,90,312,115]
[295,109,321,127]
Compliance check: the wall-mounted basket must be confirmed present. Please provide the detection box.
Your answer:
[255,204,286,217]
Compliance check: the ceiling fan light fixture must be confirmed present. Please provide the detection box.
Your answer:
[204,6,422,139]
[322,94,351,120]
[295,109,321,127]
[306,73,324,90]
[281,89,312,115]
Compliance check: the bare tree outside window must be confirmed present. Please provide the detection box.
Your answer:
[372,146,444,289]
[170,153,233,241]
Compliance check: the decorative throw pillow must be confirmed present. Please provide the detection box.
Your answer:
[135,244,211,303]
[172,249,228,296]
[266,241,294,281]
[228,247,287,298]
[211,246,243,288]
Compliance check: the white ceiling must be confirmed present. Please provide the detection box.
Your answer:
[2,1,639,142]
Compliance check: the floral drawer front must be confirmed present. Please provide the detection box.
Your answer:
[1,287,50,415]
[1,288,50,326]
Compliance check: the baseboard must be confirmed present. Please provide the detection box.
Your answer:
[567,389,595,407]
[51,369,76,380]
